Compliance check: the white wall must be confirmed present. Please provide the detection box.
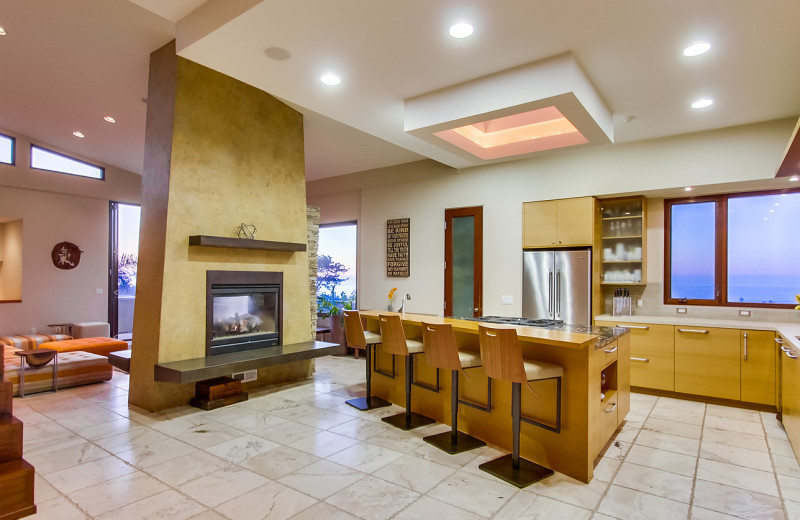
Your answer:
[307,118,798,319]
[0,128,142,336]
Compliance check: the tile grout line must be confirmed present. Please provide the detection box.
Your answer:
[684,401,706,519]
[761,411,790,520]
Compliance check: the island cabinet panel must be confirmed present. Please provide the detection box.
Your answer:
[780,336,800,460]
[522,197,595,248]
[675,326,741,400]
[360,311,628,483]
[740,330,776,406]
[596,321,674,392]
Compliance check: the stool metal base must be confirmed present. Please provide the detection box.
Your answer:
[382,411,435,430]
[345,395,392,411]
[479,454,553,488]
[424,430,486,454]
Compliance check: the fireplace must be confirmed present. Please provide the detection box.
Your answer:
[206,270,282,356]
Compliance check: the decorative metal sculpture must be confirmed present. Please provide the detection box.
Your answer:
[236,223,257,240]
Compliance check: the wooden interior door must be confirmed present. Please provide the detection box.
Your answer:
[444,206,483,318]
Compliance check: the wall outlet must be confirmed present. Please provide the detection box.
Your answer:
[232,370,257,383]
[636,298,643,308]
[96,288,103,294]
[676,307,687,314]
[739,310,751,317]
[501,295,513,305]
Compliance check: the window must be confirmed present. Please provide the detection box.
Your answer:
[316,222,357,314]
[665,189,800,307]
[0,133,14,165]
[30,144,104,179]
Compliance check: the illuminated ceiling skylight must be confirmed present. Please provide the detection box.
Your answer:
[434,106,587,159]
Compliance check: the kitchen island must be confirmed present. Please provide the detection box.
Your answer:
[358,311,629,483]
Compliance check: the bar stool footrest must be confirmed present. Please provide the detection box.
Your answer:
[382,412,435,430]
[345,396,392,411]
[479,454,553,488]
[424,430,486,454]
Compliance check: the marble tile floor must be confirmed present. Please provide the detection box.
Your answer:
[13,355,800,520]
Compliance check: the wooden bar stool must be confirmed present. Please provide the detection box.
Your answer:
[421,322,486,454]
[379,314,435,430]
[477,324,563,488]
[343,310,391,411]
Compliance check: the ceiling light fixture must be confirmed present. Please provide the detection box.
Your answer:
[0,27,6,36]
[263,47,291,61]
[103,116,116,123]
[790,175,799,182]
[683,42,711,57]
[73,131,85,138]
[684,186,693,192]
[691,98,713,109]
[449,22,474,39]
[320,74,341,86]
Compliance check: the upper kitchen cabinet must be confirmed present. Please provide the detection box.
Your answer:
[599,196,647,285]
[522,196,596,248]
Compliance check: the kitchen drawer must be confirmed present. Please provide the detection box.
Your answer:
[597,394,619,456]
[596,341,619,367]
[630,354,674,391]
[596,321,674,358]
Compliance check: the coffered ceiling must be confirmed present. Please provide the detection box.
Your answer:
[2,0,799,181]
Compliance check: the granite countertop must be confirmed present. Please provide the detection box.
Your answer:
[555,324,630,349]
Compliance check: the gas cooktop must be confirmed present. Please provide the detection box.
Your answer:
[462,316,565,328]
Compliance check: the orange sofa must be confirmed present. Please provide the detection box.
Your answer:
[38,337,127,358]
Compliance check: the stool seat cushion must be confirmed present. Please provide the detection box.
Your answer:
[39,337,127,358]
[406,339,424,354]
[458,351,482,369]
[523,360,564,381]
[363,331,382,345]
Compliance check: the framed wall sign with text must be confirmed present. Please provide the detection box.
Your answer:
[386,218,410,277]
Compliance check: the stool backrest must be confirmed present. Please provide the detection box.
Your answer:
[478,325,527,383]
[343,310,367,349]
[378,314,409,356]
[421,322,462,371]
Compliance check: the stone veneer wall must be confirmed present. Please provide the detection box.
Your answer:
[129,41,311,411]
[307,206,320,337]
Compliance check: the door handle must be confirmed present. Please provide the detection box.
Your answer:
[555,270,561,317]
[548,270,553,316]
[605,346,618,353]
[619,324,649,330]
[743,332,748,361]
[631,357,650,362]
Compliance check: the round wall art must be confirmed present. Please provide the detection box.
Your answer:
[51,242,82,270]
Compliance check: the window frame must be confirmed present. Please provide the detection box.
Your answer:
[29,144,105,180]
[0,132,15,165]
[664,187,799,309]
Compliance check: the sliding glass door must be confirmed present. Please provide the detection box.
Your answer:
[108,202,141,339]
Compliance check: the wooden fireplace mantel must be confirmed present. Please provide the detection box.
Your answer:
[188,235,306,252]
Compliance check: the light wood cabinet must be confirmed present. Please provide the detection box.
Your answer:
[675,326,740,400]
[596,320,674,391]
[522,197,595,248]
[590,335,630,458]
[599,196,646,286]
[741,330,776,406]
[780,336,800,460]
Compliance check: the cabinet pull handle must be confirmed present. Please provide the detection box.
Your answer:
[677,328,709,334]
[619,324,649,330]
[786,350,798,360]
[782,346,793,353]
[775,338,784,345]
[743,332,748,361]
[605,346,618,353]
[605,402,618,413]
[631,357,650,362]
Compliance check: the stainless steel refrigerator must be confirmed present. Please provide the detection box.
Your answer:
[522,249,592,326]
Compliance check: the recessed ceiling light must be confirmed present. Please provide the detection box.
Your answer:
[73,131,85,138]
[320,74,341,86]
[683,42,711,57]
[103,116,116,123]
[691,98,714,109]
[0,27,6,36]
[790,175,799,182]
[449,22,474,39]
[684,186,693,192]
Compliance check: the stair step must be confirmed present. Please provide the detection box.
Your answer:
[0,458,36,520]
[0,416,23,463]
[0,382,12,416]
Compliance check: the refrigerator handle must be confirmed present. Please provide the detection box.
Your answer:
[555,270,561,317]
[548,269,553,316]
